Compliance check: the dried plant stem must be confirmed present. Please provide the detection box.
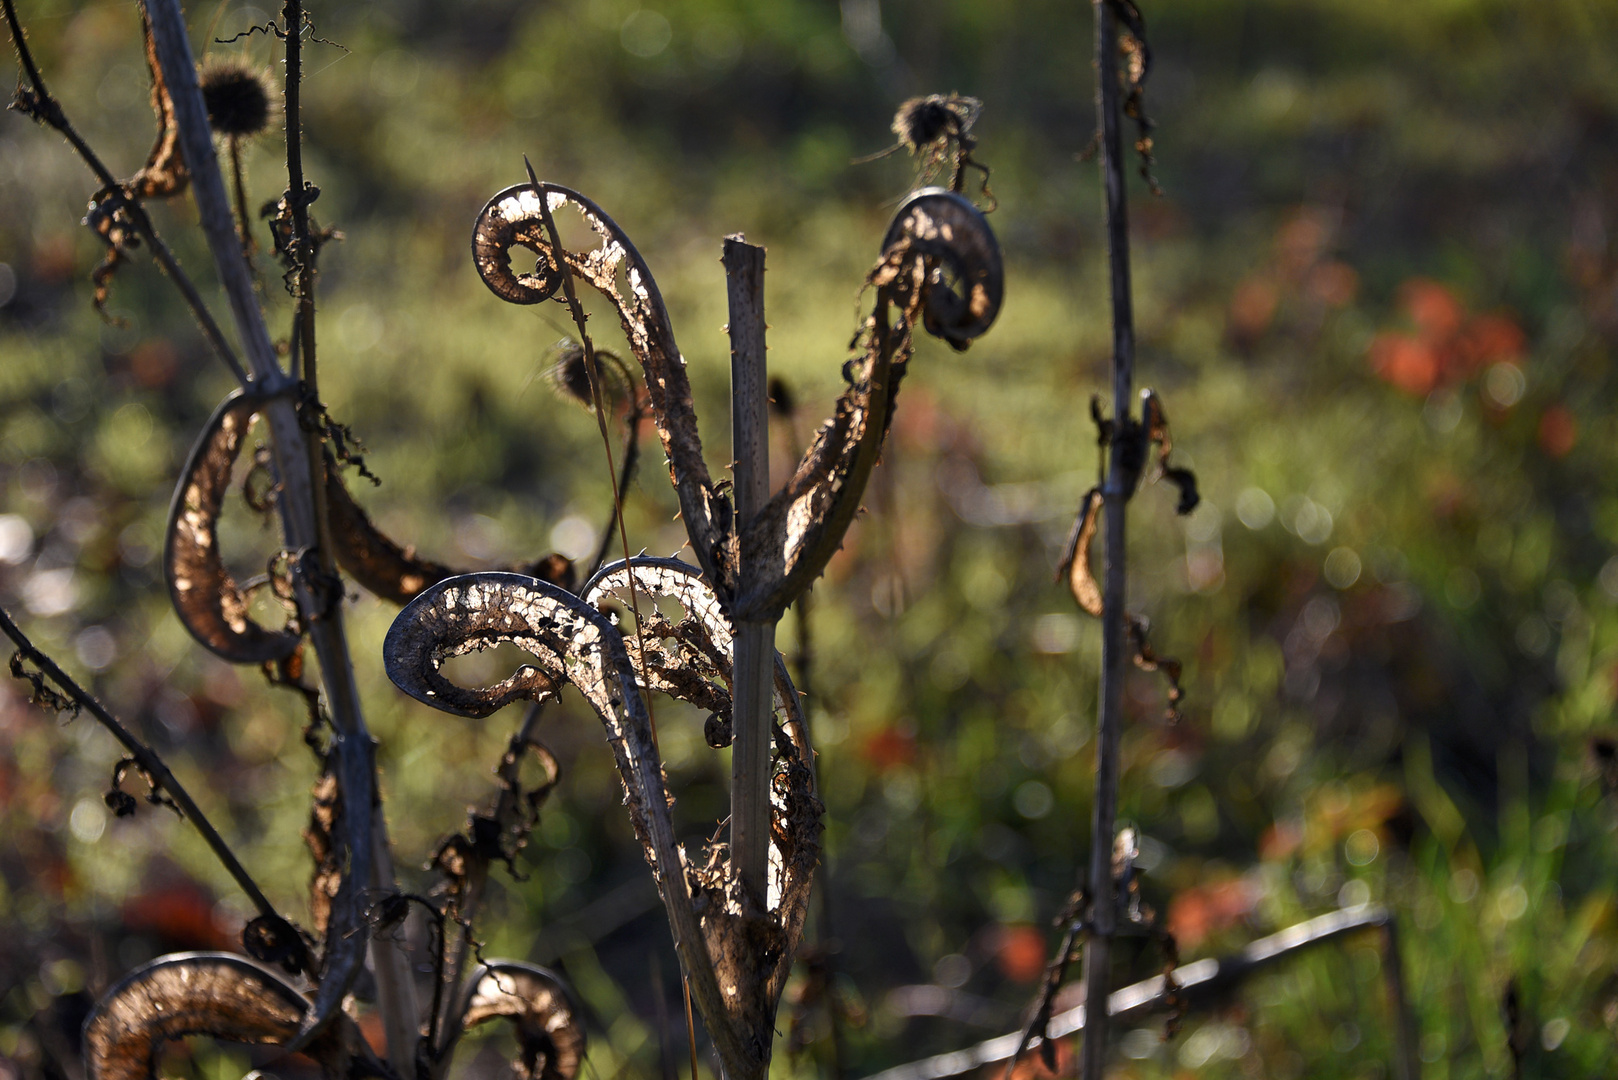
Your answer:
[228,136,254,258]
[142,0,416,1064]
[723,235,773,909]
[1080,2,1138,1077]
[864,906,1408,1080]
[586,397,644,580]
[0,604,281,924]
[2,0,250,386]
[276,0,418,1068]
[428,700,548,1073]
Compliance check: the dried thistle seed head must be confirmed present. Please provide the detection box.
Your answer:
[892,94,980,153]
[198,57,275,139]
[547,340,629,410]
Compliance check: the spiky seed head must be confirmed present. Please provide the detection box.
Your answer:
[547,340,628,410]
[198,57,275,139]
[892,94,980,153]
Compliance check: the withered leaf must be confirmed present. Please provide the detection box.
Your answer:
[385,566,820,1073]
[164,392,302,664]
[325,460,571,604]
[472,183,732,595]
[877,188,1003,351]
[458,961,587,1080]
[1141,389,1199,516]
[581,556,736,719]
[382,573,577,719]
[83,953,308,1080]
[1058,487,1104,617]
[732,193,1001,620]
[128,7,187,200]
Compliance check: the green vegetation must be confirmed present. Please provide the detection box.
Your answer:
[4,1,1618,1077]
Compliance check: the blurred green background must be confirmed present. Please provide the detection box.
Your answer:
[5,0,1618,1077]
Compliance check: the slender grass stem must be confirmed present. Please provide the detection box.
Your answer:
[1080,2,1138,1076]
[0,604,280,924]
[2,0,250,386]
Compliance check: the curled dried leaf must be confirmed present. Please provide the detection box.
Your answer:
[1057,488,1104,617]
[83,953,308,1080]
[458,961,587,1080]
[472,183,730,593]
[1128,613,1184,723]
[1142,389,1199,516]
[385,566,820,1074]
[382,573,577,719]
[878,188,1003,351]
[129,8,187,200]
[8,650,78,716]
[730,193,1001,620]
[325,462,572,604]
[165,392,301,664]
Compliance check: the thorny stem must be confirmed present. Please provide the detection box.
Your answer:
[278,0,418,1069]
[141,0,414,1062]
[229,136,254,258]
[2,0,251,386]
[586,376,645,581]
[724,235,773,909]
[0,604,282,926]
[1080,2,1138,1077]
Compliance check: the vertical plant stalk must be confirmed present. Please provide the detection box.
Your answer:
[724,236,774,909]
[141,0,416,1069]
[276,0,419,1068]
[1080,2,1137,1076]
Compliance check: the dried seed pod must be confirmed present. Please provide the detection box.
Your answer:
[197,57,275,140]
[164,392,301,664]
[457,961,587,1080]
[879,188,1002,350]
[892,94,981,154]
[83,953,308,1080]
[472,183,731,594]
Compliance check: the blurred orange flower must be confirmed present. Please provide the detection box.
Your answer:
[1367,278,1525,395]
[993,923,1050,983]
[1167,876,1259,950]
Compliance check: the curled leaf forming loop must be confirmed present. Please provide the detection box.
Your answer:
[83,953,309,1080]
[880,187,1003,351]
[385,561,821,1072]
[164,390,302,663]
[455,960,587,1080]
[472,183,731,593]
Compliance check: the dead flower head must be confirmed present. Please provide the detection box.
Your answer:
[892,94,980,155]
[547,340,630,411]
[198,57,276,140]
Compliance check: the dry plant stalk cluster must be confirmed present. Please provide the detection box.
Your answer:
[5,0,1424,1077]
[4,1,1002,1078]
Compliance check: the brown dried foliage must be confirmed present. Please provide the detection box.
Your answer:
[164,392,302,663]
